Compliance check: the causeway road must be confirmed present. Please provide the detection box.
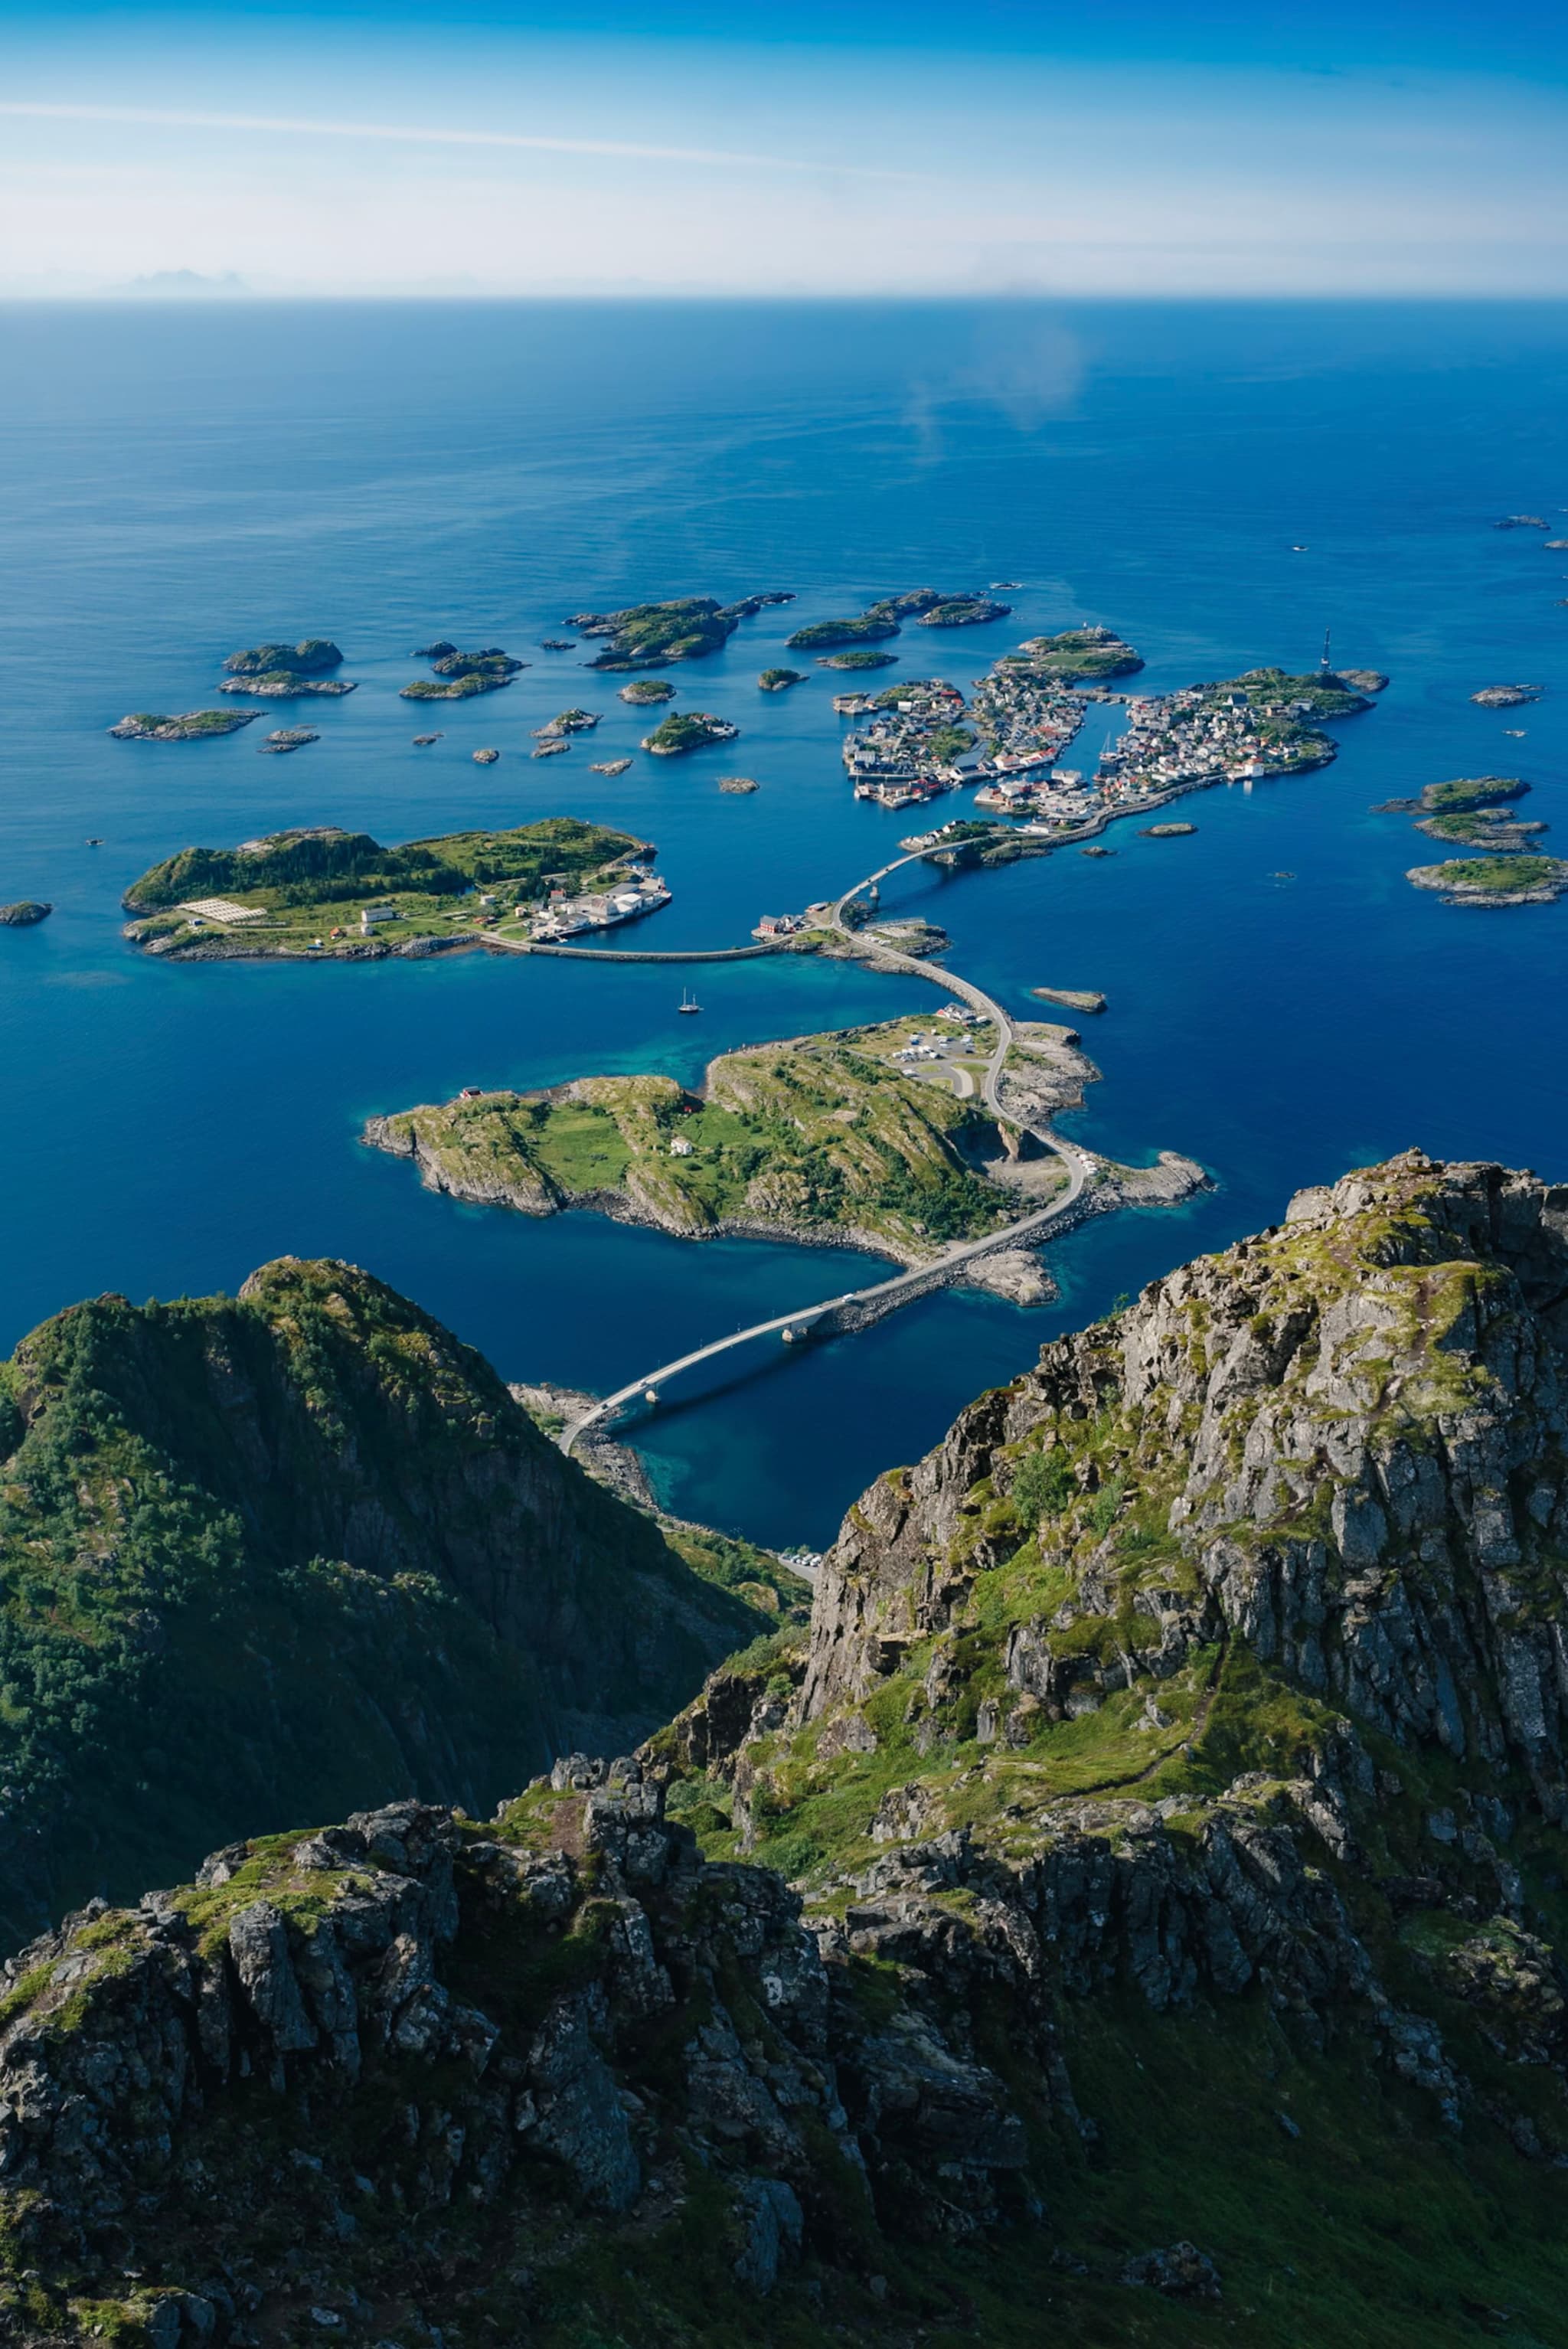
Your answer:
[560,831,1093,1457]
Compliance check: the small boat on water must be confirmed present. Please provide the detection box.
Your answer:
[678,988,702,1015]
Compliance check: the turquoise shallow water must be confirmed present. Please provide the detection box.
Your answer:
[2,299,1566,1542]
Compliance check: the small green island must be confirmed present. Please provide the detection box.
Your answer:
[817,649,898,671]
[1377,776,1544,851]
[916,594,1012,628]
[787,612,900,650]
[1386,774,1530,816]
[568,593,792,671]
[1407,854,1568,908]
[219,639,354,698]
[0,899,51,926]
[641,711,740,756]
[121,817,648,959]
[758,667,805,691]
[224,637,341,676]
[364,1016,1063,1264]
[400,644,526,701]
[109,710,258,741]
[618,679,676,705]
[1001,626,1145,681]
[788,588,998,651]
[1419,809,1547,849]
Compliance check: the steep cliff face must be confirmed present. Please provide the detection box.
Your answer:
[801,1149,1568,1782]
[0,1260,760,1945]
[9,1160,1568,2348]
[0,1769,1069,2349]
[639,1154,1568,2336]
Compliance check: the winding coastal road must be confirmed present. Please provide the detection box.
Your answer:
[560,831,1095,1457]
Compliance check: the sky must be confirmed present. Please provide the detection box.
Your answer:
[3,2,1568,296]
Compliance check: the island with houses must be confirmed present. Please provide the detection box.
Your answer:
[118,818,661,959]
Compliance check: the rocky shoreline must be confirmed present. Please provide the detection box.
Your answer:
[364,1016,1202,1306]
[362,1110,989,1277]
[1407,858,1568,908]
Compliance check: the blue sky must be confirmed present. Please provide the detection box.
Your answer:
[4,3,1566,295]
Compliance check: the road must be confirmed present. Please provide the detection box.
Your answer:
[560,830,1093,1457]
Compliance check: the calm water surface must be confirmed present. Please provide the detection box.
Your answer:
[2,299,1565,1540]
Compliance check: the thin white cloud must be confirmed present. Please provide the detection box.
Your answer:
[0,100,919,182]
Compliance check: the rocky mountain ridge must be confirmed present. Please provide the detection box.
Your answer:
[7,1155,1568,2344]
[0,1259,759,1948]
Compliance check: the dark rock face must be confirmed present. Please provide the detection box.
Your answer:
[0,900,51,925]
[0,1260,758,1942]
[11,1154,1568,2344]
[651,1153,1568,2241]
[0,1776,1034,2339]
[802,1154,1568,1789]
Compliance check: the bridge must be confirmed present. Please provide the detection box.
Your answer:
[486,936,786,965]
[559,828,1094,1457]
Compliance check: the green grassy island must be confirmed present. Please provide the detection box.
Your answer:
[641,711,740,756]
[365,1018,1050,1263]
[1380,777,1538,849]
[787,612,901,649]
[569,592,792,671]
[1407,854,1568,907]
[617,678,676,704]
[223,637,343,677]
[818,649,898,671]
[400,646,524,701]
[1210,666,1371,720]
[1415,774,1529,815]
[1004,626,1145,681]
[122,817,647,959]
[218,639,354,698]
[758,666,805,690]
[917,594,1011,627]
[789,589,998,651]
[0,899,51,926]
[109,709,258,740]
[1417,808,1546,850]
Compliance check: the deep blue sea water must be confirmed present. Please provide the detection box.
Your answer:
[2,299,1566,1543]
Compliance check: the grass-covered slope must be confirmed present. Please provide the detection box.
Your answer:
[1409,855,1568,904]
[11,1157,1568,2347]
[122,818,645,958]
[0,1259,762,1946]
[571,594,789,670]
[366,1020,1034,1261]
[1417,776,1530,815]
[1002,626,1144,681]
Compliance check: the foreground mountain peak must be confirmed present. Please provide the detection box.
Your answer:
[0,1256,761,1946]
[7,1158,1568,2344]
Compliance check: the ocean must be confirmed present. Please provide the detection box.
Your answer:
[2,297,1566,1543]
